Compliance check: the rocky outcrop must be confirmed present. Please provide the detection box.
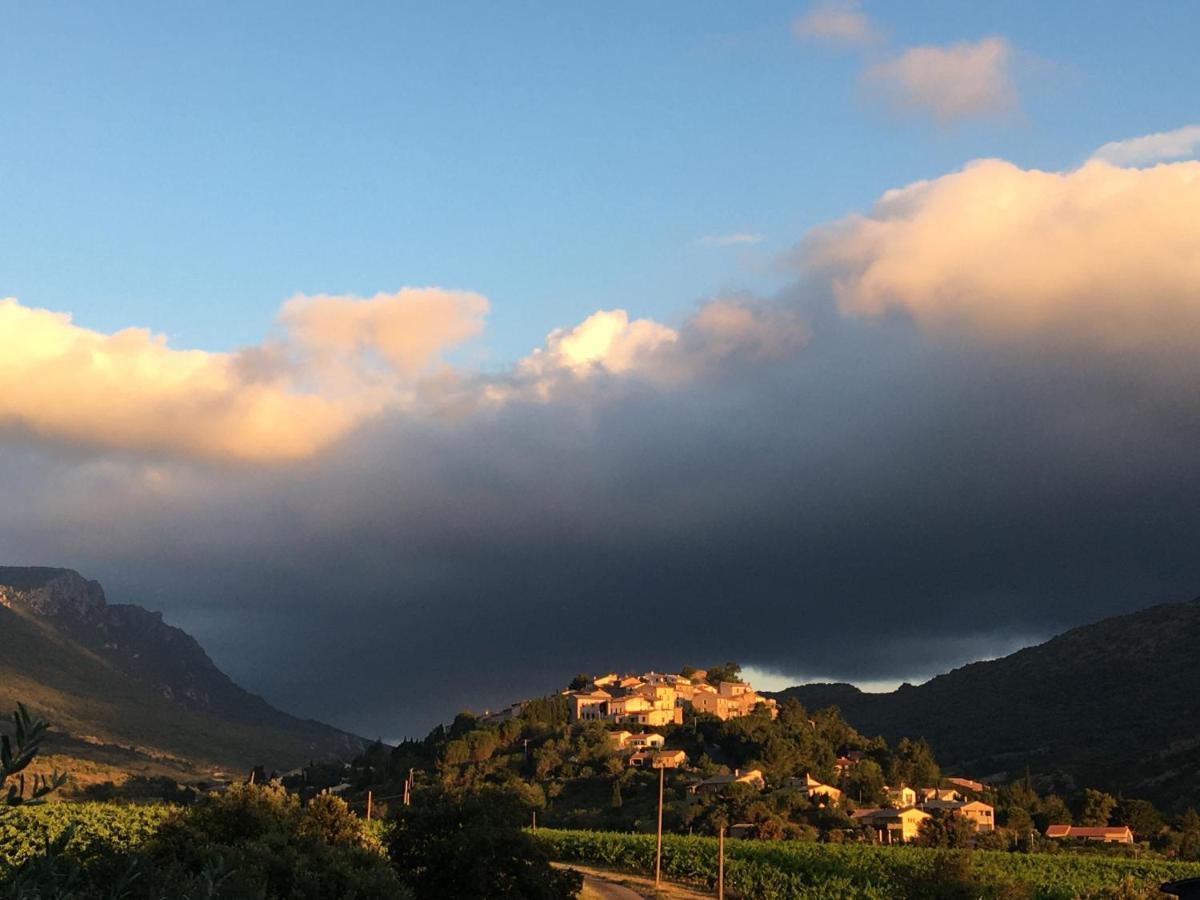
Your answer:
[0,567,108,621]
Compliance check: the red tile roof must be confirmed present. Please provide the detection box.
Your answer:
[1045,825,1132,840]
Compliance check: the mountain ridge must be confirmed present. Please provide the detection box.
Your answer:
[773,595,1200,809]
[0,566,366,783]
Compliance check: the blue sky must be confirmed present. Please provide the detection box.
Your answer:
[4,1,1197,366]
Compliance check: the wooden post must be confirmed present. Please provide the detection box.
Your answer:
[655,764,665,888]
[532,810,537,830]
[718,826,725,900]
[366,790,373,821]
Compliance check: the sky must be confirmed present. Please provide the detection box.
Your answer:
[3,2,1200,739]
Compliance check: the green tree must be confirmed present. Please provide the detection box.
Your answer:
[1171,809,1200,861]
[388,787,581,899]
[917,810,976,849]
[1033,794,1072,832]
[1114,798,1162,840]
[611,779,623,809]
[2,703,67,806]
[846,758,886,805]
[1078,789,1117,827]
[706,662,743,685]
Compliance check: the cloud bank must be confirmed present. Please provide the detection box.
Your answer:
[4,152,1200,738]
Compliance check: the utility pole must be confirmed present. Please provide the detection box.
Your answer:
[366,790,373,822]
[717,826,725,900]
[655,764,665,888]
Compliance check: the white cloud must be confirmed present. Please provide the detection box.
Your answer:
[516,310,679,382]
[698,233,765,247]
[1091,125,1200,166]
[804,157,1200,348]
[792,0,880,47]
[862,37,1016,124]
[0,289,487,462]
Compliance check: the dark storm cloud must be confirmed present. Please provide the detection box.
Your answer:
[7,156,1200,739]
[6,301,1200,739]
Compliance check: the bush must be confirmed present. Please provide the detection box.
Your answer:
[388,787,580,899]
[0,783,405,899]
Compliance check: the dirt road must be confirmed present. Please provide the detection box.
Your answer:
[578,873,647,899]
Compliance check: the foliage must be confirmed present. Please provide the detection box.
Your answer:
[705,662,743,685]
[0,784,403,899]
[916,810,977,849]
[533,827,1200,900]
[0,803,171,872]
[387,786,580,899]
[1,705,66,806]
[1079,790,1119,827]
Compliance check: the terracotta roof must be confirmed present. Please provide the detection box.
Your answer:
[1045,825,1131,839]
[946,777,984,792]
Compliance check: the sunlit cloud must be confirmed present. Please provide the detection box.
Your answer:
[803,157,1200,347]
[862,37,1016,124]
[1091,124,1200,166]
[792,0,881,48]
[518,309,679,379]
[0,289,487,463]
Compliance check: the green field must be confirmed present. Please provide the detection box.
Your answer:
[532,827,1200,900]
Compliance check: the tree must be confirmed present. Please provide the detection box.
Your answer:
[1033,794,1072,832]
[1078,788,1117,827]
[611,779,623,809]
[568,673,591,691]
[889,737,939,789]
[2,703,67,805]
[706,662,742,685]
[1171,809,1200,861]
[1114,798,1163,840]
[388,787,581,899]
[846,759,886,805]
[917,810,975,849]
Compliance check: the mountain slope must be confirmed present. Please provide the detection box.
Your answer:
[776,597,1200,809]
[0,567,365,781]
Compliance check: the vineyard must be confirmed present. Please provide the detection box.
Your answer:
[0,803,173,872]
[532,828,1200,900]
[8,807,1200,898]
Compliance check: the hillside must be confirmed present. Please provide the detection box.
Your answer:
[775,597,1200,809]
[0,566,365,785]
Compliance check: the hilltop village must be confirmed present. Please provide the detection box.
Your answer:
[469,666,1135,846]
[563,668,1002,844]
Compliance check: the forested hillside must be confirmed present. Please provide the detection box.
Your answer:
[776,597,1200,809]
